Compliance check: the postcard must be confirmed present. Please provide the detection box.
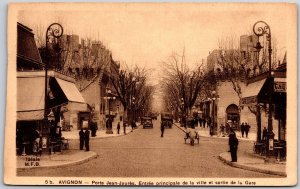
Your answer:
[4,2,297,186]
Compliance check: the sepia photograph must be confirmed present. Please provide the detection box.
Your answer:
[4,2,297,186]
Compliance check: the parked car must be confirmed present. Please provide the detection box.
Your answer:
[141,117,153,129]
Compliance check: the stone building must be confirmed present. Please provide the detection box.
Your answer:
[56,35,122,130]
[199,34,283,138]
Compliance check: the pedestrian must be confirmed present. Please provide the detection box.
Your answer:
[262,127,267,142]
[117,122,120,134]
[241,122,245,138]
[79,129,85,150]
[90,122,95,137]
[207,118,211,129]
[160,121,165,137]
[228,128,239,162]
[84,129,90,151]
[123,121,126,135]
[244,123,251,138]
[203,118,206,128]
[94,122,98,136]
[131,121,134,132]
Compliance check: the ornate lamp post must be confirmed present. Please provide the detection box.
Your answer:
[253,21,274,157]
[44,23,63,124]
[207,90,219,136]
[104,87,116,134]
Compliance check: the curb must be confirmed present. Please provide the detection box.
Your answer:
[17,151,98,171]
[65,125,140,141]
[218,152,287,177]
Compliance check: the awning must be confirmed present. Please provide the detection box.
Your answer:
[55,78,85,103]
[17,76,45,121]
[240,79,266,106]
[274,78,286,92]
[17,71,86,121]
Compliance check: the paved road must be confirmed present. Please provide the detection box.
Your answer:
[18,120,279,177]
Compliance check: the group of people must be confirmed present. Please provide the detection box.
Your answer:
[240,122,251,138]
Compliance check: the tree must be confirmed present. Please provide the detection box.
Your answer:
[160,50,205,120]
[215,35,279,141]
[109,65,154,122]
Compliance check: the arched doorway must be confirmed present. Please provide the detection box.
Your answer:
[226,104,240,130]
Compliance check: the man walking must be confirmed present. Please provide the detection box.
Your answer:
[160,122,165,137]
[123,121,126,135]
[228,128,239,162]
[117,122,120,134]
[240,122,245,138]
[244,123,251,138]
[84,129,90,151]
[79,129,85,150]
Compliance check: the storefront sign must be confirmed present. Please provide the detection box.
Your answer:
[240,96,257,106]
[274,82,286,92]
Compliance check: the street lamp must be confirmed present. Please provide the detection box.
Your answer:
[208,90,219,136]
[104,87,116,134]
[253,21,274,157]
[44,23,63,125]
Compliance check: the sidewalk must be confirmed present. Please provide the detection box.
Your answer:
[17,150,97,170]
[17,123,140,170]
[62,125,138,140]
[173,122,286,177]
[219,151,286,177]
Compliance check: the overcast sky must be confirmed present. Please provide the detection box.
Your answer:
[17,3,291,111]
[18,3,288,69]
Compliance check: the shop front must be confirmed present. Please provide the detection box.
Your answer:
[240,72,286,160]
[17,71,86,156]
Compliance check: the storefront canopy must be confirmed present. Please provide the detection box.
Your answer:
[17,71,86,121]
[17,76,45,121]
[55,78,85,103]
[240,79,266,106]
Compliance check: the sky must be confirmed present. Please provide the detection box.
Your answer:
[17,3,292,111]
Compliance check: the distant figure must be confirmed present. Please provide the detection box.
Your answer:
[262,127,267,142]
[117,122,120,134]
[241,122,245,138]
[84,129,90,151]
[123,121,126,135]
[79,129,85,150]
[203,118,206,128]
[160,122,165,137]
[228,129,239,162]
[131,121,136,131]
[244,123,251,138]
[220,124,225,137]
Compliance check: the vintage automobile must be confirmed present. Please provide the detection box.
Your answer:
[161,112,173,128]
[141,117,153,129]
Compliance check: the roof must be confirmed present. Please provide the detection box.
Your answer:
[17,22,43,66]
